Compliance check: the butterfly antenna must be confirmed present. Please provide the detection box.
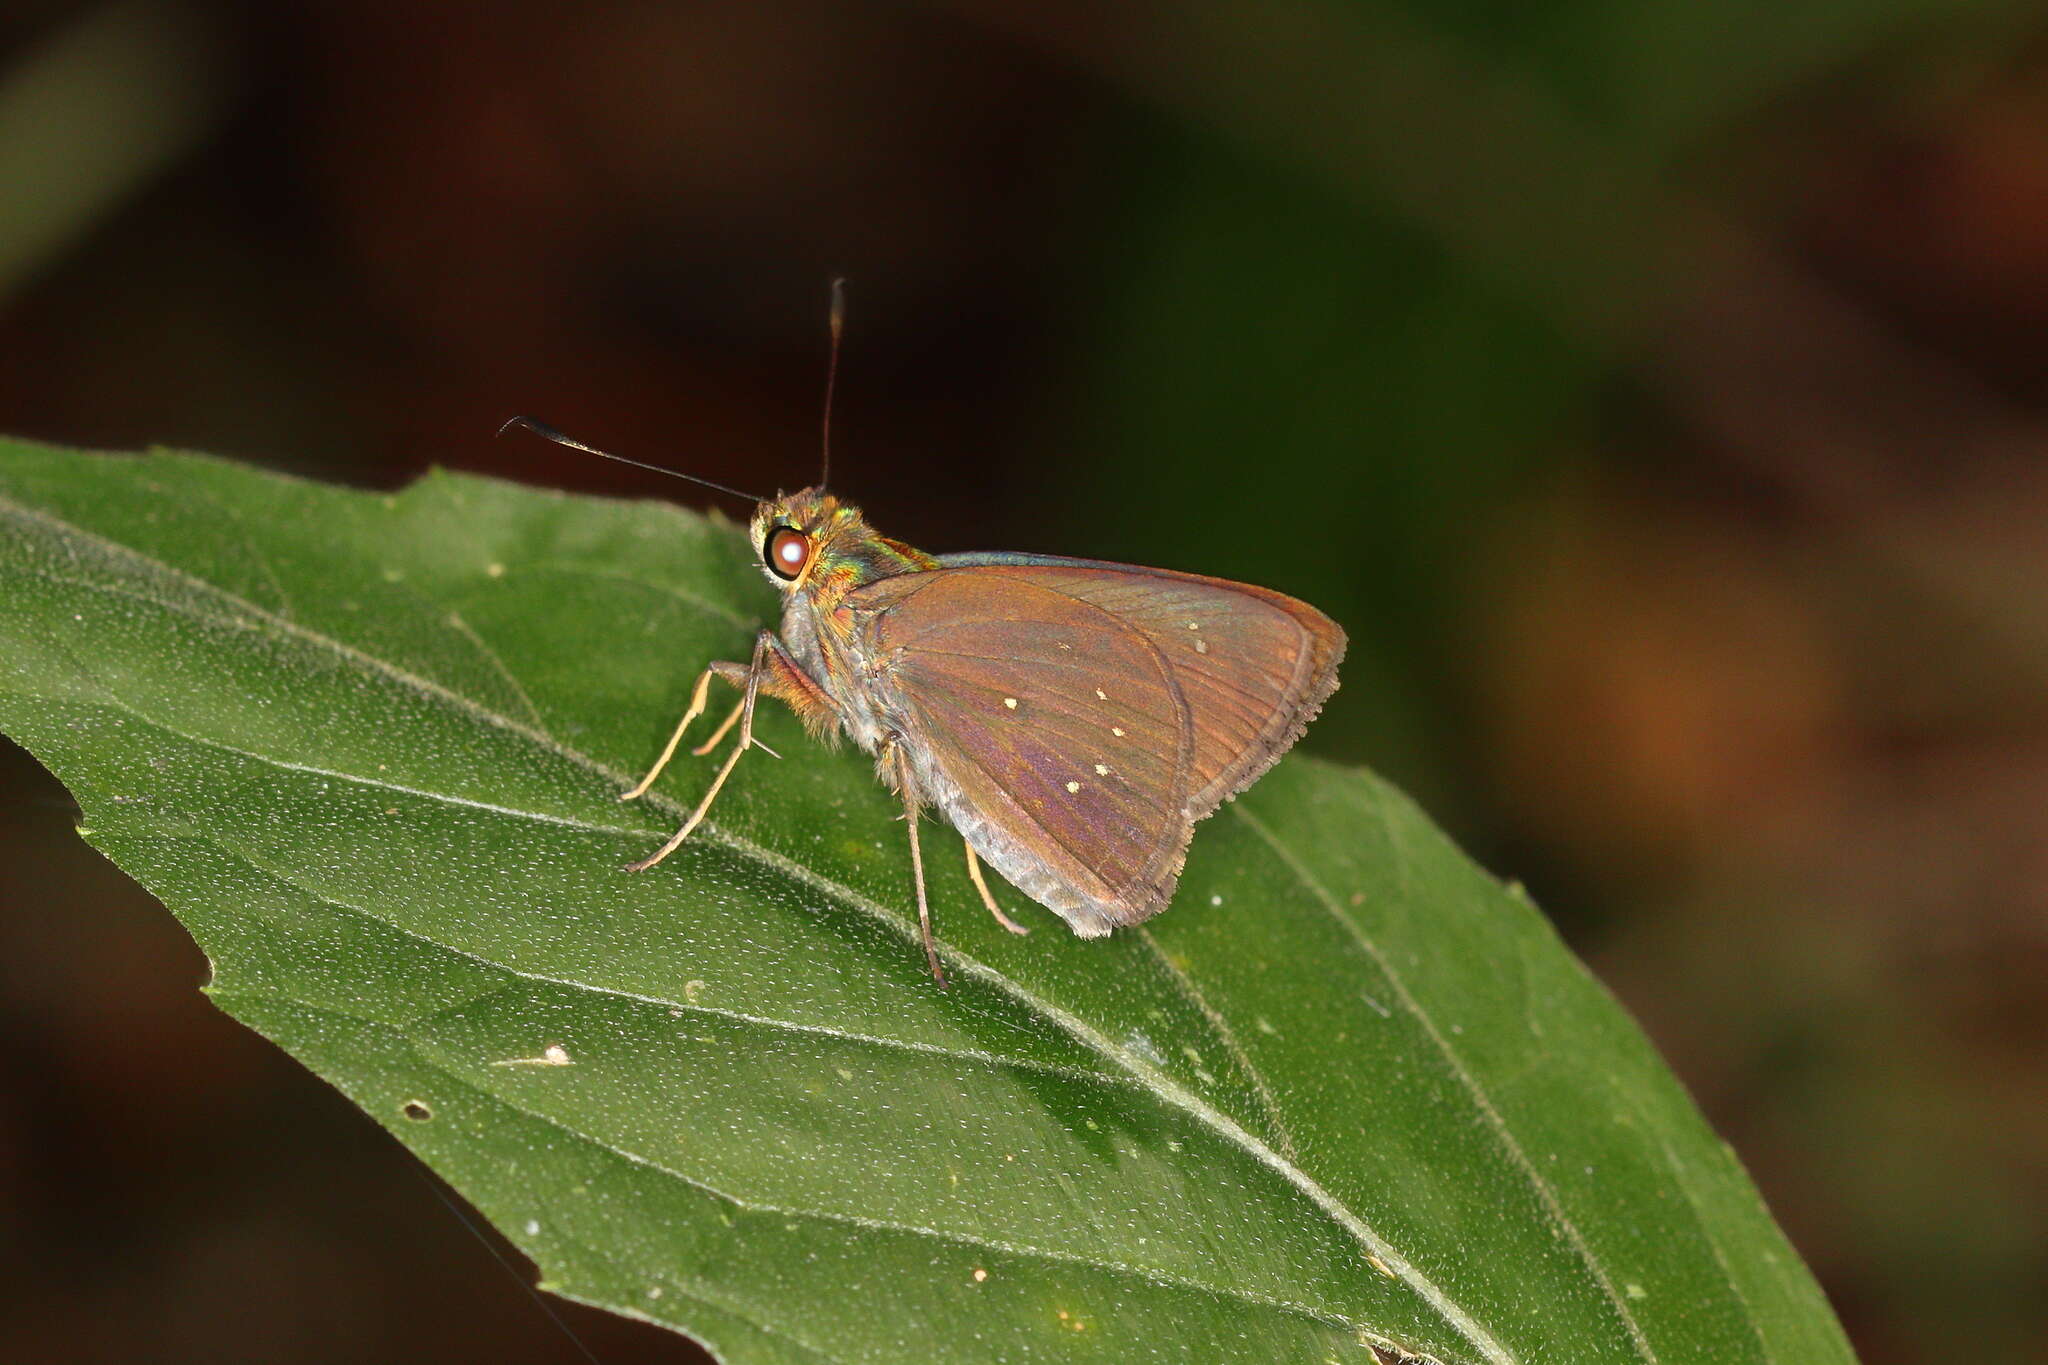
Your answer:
[498,417,765,504]
[819,277,845,490]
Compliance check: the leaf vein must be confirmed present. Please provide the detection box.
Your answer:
[1651,1132,1774,1364]
[441,605,552,733]
[1234,799,1658,1365]
[164,801,1128,1091]
[212,986,1379,1335]
[1134,926,1300,1163]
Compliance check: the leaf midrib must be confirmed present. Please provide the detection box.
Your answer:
[2,483,1515,1364]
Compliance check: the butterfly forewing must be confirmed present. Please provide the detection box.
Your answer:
[850,560,1344,933]
[1018,567,1343,819]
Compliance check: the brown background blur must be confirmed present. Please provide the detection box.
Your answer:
[2,2,2045,1362]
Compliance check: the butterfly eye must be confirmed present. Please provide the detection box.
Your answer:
[764,525,811,581]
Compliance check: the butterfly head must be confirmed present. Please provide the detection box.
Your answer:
[751,488,935,602]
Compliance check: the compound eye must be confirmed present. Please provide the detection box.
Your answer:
[764,525,811,581]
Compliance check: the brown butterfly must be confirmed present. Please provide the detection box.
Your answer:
[507,297,1343,983]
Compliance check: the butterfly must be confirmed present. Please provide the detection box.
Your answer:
[505,298,1343,984]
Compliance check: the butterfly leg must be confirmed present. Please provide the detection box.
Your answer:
[964,843,1030,935]
[618,666,719,801]
[625,632,830,871]
[689,695,747,757]
[889,743,947,986]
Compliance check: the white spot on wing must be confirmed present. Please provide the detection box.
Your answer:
[1002,697,1018,709]
[1065,781,1080,793]
[1094,688,1108,700]
[1111,726,1125,737]
[1094,764,1109,775]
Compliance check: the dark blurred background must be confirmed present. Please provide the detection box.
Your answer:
[2,1,2044,1361]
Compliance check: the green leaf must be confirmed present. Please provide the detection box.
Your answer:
[0,439,1852,1365]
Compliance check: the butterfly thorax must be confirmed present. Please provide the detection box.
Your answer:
[752,488,936,755]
